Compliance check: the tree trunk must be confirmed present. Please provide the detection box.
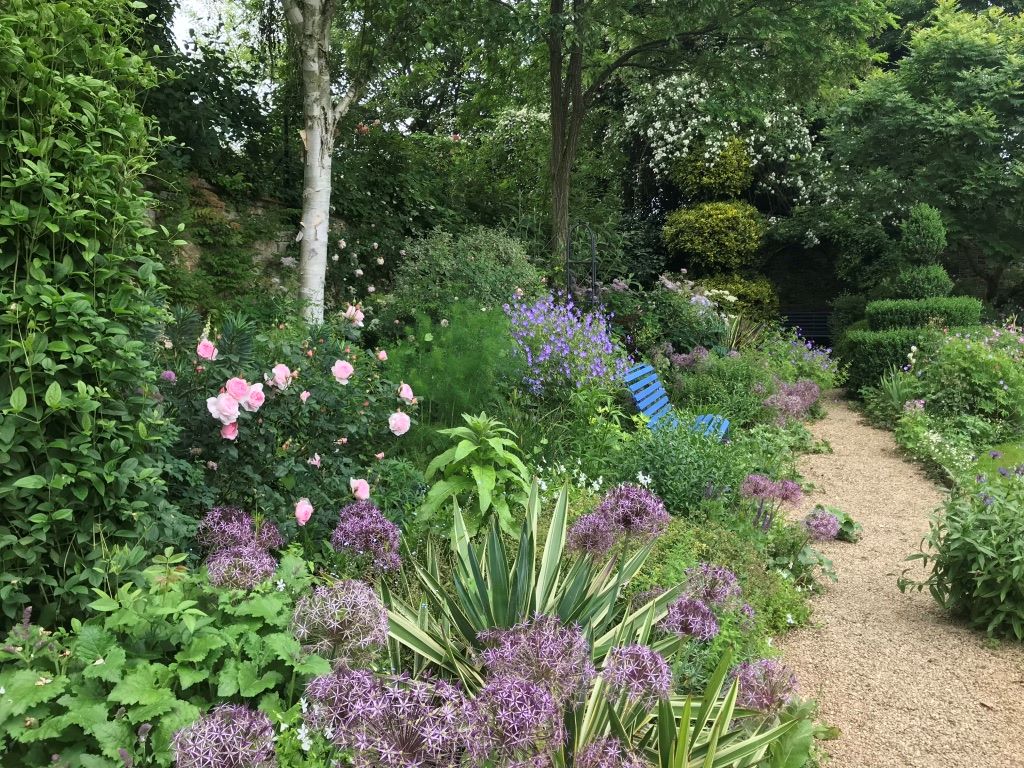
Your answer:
[283,0,357,325]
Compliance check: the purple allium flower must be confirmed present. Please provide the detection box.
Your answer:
[602,645,672,707]
[740,474,776,500]
[728,659,797,714]
[172,704,276,768]
[566,512,620,557]
[195,507,284,551]
[464,676,565,766]
[776,480,803,505]
[803,509,840,541]
[990,450,1003,459]
[593,484,670,542]
[684,563,742,606]
[330,500,401,573]
[305,669,465,767]
[478,615,594,705]
[763,379,820,424]
[669,345,709,370]
[160,370,176,383]
[575,737,647,768]
[662,596,718,642]
[291,581,388,662]
[205,545,277,590]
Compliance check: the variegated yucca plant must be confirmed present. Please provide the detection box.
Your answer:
[384,481,807,767]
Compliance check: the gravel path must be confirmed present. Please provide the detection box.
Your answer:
[777,392,1024,768]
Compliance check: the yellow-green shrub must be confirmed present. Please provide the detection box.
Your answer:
[669,139,754,199]
[663,201,766,274]
[702,274,779,323]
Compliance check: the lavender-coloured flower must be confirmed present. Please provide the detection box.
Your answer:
[330,500,401,573]
[160,370,177,383]
[195,507,284,551]
[763,379,820,424]
[803,509,840,541]
[291,581,388,662]
[740,474,776,500]
[776,480,803,505]
[305,668,465,767]
[602,645,672,707]
[575,737,648,768]
[593,484,670,542]
[205,545,277,590]
[464,676,565,767]
[662,596,718,642]
[729,659,797,714]
[566,512,620,557]
[668,345,709,370]
[684,563,741,606]
[172,704,276,768]
[478,615,594,705]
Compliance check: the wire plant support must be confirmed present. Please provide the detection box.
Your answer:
[565,222,599,307]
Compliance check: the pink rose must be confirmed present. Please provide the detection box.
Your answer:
[388,411,411,436]
[398,382,415,403]
[376,350,388,361]
[307,453,321,468]
[271,363,291,389]
[350,478,370,500]
[197,339,218,360]
[220,422,238,440]
[243,383,265,412]
[225,377,250,402]
[343,304,365,328]
[337,436,348,445]
[375,452,385,460]
[294,498,313,526]
[300,390,311,403]
[206,392,239,425]
[331,359,354,385]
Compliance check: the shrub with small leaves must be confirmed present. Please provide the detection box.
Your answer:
[663,202,767,275]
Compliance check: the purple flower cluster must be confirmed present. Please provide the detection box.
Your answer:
[662,595,719,642]
[763,379,820,424]
[684,563,741,607]
[741,474,802,531]
[729,659,797,714]
[478,615,594,705]
[602,644,672,707]
[669,345,709,370]
[197,507,283,591]
[305,668,465,767]
[205,545,277,590]
[330,501,401,574]
[504,292,630,395]
[464,676,564,767]
[575,737,647,768]
[291,581,388,662]
[172,704,276,768]
[566,513,620,557]
[803,509,840,541]
[568,485,671,558]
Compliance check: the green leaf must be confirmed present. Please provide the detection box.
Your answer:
[470,464,496,512]
[13,475,47,489]
[44,381,62,408]
[8,387,26,413]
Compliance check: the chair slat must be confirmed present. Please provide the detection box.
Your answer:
[626,361,728,440]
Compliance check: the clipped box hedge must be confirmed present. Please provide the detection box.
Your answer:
[841,326,944,393]
[865,296,982,331]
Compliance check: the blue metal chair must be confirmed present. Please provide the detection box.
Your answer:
[624,363,729,439]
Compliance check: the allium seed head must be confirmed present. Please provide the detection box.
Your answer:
[330,500,401,574]
[464,676,565,767]
[684,563,742,606]
[803,509,840,541]
[662,595,719,642]
[729,659,797,714]
[575,737,648,768]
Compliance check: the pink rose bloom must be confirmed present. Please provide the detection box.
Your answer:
[225,377,250,402]
[206,393,239,425]
[294,498,313,526]
[243,383,265,412]
[375,452,385,460]
[343,304,365,328]
[331,359,354,385]
[388,411,411,436]
[350,478,370,500]
[220,422,239,440]
[196,339,218,360]
[398,382,414,403]
[307,453,321,468]
[299,390,311,403]
[337,437,348,445]
[270,363,292,389]
[376,350,388,361]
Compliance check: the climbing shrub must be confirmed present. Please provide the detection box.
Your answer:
[865,297,982,331]
[900,474,1024,640]
[0,0,186,623]
[662,202,766,274]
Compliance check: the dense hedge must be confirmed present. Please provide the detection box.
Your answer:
[865,297,982,331]
[840,326,945,393]
[663,201,766,274]
[889,265,954,299]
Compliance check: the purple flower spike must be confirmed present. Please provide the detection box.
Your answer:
[729,659,798,714]
[602,645,672,707]
[575,737,647,768]
[803,509,840,541]
[330,500,401,573]
[478,615,595,705]
[662,595,719,642]
[291,581,388,662]
[173,704,276,768]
